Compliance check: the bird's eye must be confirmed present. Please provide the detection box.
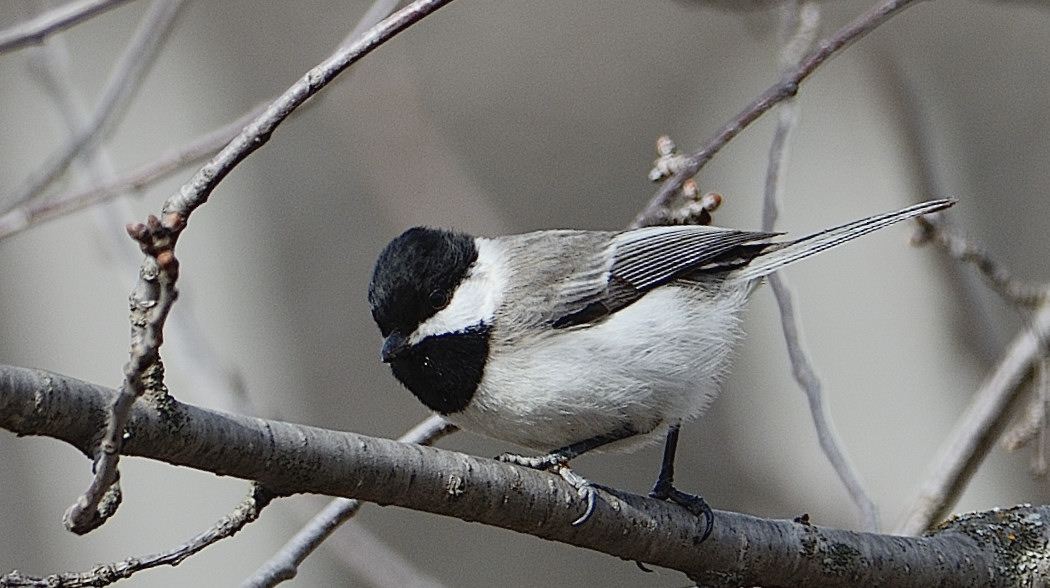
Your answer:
[428,289,450,310]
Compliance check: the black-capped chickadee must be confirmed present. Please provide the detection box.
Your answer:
[368,198,954,538]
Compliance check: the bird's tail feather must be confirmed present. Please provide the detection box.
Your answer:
[727,199,955,283]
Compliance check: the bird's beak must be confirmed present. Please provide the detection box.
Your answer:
[381,331,410,363]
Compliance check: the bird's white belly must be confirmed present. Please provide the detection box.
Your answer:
[446,285,748,451]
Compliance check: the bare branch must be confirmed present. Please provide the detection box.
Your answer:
[0,0,136,54]
[0,364,1044,587]
[897,206,1050,532]
[760,1,880,533]
[242,416,457,588]
[2,485,273,588]
[0,103,267,241]
[45,0,185,535]
[160,0,456,222]
[1001,357,1049,476]
[896,295,1050,535]
[5,0,183,210]
[62,248,181,534]
[913,215,1046,307]
[64,0,457,535]
[631,0,925,228]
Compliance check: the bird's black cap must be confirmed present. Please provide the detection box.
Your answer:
[368,227,488,414]
[368,227,478,338]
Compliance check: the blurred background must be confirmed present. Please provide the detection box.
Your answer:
[1,1,1048,586]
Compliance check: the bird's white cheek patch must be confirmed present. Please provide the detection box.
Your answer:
[410,238,508,343]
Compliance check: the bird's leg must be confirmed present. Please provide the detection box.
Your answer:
[498,432,625,467]
[498,430,635,525]
[649,422,714,541]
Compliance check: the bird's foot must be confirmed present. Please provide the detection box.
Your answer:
[497,451,563,470]
[649,479,714,542]
[498,451,598,525]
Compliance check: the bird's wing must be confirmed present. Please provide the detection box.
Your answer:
[532,199,956,331]
[610,225,778,290]
[544,225,777,329]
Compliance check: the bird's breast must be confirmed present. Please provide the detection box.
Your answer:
[446,285,750,451]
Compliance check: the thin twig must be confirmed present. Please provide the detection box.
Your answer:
[1001,358,1048,473]
[913,215,1046,307]
[895,294,1050,535]
[631,0,925,228]
[26,0,255,428]
[914,211,1050,474]
[761,2,880,532]
[0,103,267,240]
[0,0,136,54]
[1032,359,1048,474]
[770,274,883,529]
[308,520,447,588]
[4,0,182,212]
[57,0,186,534]
[4,485,274,587]
[896,212,1050,533]
[339,0,401,48]
[27,15,141,535]
[0,0,376,240]
[65,0,458,535]
[242,415,457,588]
[161,0,456,221]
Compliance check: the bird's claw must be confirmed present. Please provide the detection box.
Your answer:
[552,463,597,525]
[497,452,598,525]
[650,480,714,542]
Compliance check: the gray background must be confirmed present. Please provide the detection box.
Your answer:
[1,1,1048,586]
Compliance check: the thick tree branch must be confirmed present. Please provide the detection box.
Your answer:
[241,415,456,588]
[1,365,1046,587]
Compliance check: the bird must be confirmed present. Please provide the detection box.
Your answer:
[367,198,954,538]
